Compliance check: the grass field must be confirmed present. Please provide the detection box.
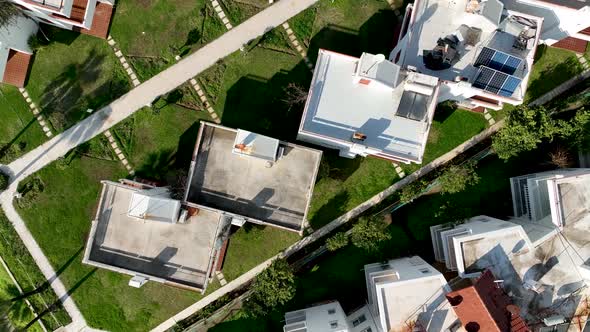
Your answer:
[0,86,47,164]
[14,144,218,331]
[25,27,130,132]
[0,260,44,332]
[110,0,225,80]
[526,45,584,102]
[0,211,71,330]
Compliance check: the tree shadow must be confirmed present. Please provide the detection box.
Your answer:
[308,191,349,229]
[135,149,175,181]
[221,61,312,141]
[39,24,79,46]
[175,122,201,170]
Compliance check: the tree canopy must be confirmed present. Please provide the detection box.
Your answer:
[245,259,296,317]
[0,0,21,29]
[326,232,349,251]
[492,105,590,160]
[350,217,391,253]
[437,161,479,194]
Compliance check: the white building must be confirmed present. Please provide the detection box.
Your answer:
[298,50,440,164]
[510,168,590,228]
[283,256,460,332]
[391,0,543,110]
[0,0,114,86]
[499,0,590,51]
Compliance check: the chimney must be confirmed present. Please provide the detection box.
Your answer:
[353,132,367,141]
[234,143,247,151]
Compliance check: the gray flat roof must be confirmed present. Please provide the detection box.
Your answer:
[301,50,438,162]
[186,123,321,232]
[86,181,222,290]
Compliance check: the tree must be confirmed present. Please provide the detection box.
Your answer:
[399,180,427,204]
[245,259,295,317]
[282,83,308,111]
[437,161,479,194]
[0,171,8,191]
[0,0,20,29]
[326,232,349,251]
[350,217,391,253]
[492,106,590,160]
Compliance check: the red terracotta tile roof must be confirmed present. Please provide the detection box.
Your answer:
[69,0,88,22]
[73,1,113,39]
[446,270,531,332]
[2,49,32,88]
[580,26,590,36]
[552,37,588,53]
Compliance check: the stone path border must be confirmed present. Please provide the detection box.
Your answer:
[215,271,228,286]
[483,109,496,126]
[189,79,221,124]
[104,130,135,175]
[281,22,314,70]
[211,0,233,30]
[18,88,53,138]
[392,162,406,178]
[0,254,48,332]
[107,35,141,87]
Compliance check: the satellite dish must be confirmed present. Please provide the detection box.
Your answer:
[375,54,386,62]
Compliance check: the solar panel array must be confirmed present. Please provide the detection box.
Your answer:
[474,47,522,75]
[473,66,522,97]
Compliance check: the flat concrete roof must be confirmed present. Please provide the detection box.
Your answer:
[85,181,223,290]
[186,123,321,232]
[404,0,541,100]
[301,50,438,163]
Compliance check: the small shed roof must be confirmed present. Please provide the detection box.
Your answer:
[232,129,280,162]
[128,191,181,223]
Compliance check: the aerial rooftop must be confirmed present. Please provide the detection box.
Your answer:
[432,215,590,322]
[298,50,440,164]
[365,256,457,331]
[402,0,542,103]
[186,122,321,233]
[83,180,226,292]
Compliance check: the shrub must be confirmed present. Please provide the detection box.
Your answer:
[438,161,479,194]
[326,232,349,251]
[399,180,427,204]
[244,259,295,317]
[350,217,391,253]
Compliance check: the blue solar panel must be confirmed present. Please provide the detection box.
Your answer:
[499,76,522,97]
[474,47,523,75]
[474,66,522,97]
[501,56,522,75]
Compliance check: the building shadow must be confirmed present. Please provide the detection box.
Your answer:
[135,149,175,181]
[308,191,349,229]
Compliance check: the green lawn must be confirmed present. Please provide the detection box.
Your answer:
[220,0,268,26]
[14,145,218,331]
[526,45,583,102]
[110,0,225,81]
[0,86,47,163]
[25,27,130,132]
[0,211,71,330]
[0,260,44,332]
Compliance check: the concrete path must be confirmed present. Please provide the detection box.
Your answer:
[2,0,319,186]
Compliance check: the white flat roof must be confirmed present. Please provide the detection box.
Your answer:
[404,0,541,99]
[301,50,438,161]
[365,257,457,331]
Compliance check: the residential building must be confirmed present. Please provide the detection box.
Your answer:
[1,0,114,86]
[510,168,590,228]
[392,0,543,110]
[298,50,440,164]
[283,256,460,332]
[83,179,228,292]
[446,270,530,332]
[431,169,590,327]
[499,0,590,53]
[85,122,321,291]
